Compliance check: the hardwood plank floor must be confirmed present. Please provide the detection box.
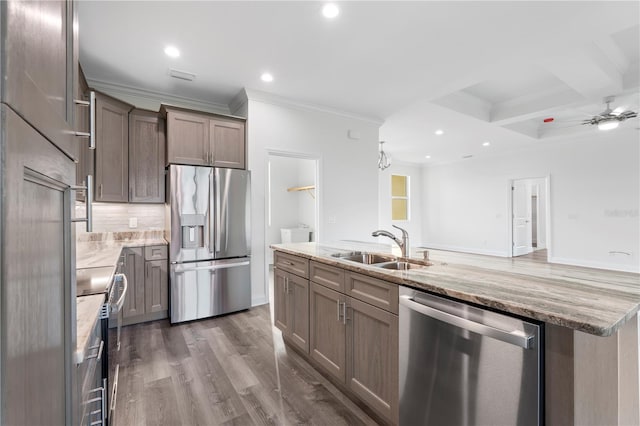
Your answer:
[114,305,379,426]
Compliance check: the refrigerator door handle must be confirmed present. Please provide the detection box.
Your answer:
[177,261,250,272]
[399,295,534,349]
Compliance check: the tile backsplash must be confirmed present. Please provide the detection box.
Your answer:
[75,202,165,235]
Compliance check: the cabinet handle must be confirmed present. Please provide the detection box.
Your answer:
[73,91,96,150]
[70,175,93,232]
[342,302,348,325]
[99,184,103,198]
[129,187,132,201]
[337,300,341,322]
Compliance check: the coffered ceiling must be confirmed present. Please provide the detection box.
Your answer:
[78,1,640,164]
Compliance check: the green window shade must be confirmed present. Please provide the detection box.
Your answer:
[391,174,409,221]
[391,175,407,197]
[392,199,408,221]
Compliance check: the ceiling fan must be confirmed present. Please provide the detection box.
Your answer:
[543,96,638,131]
[581,96,638,130]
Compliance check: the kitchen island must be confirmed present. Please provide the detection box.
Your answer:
[272,241,640,426]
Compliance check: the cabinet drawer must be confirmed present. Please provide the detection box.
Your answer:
[310,261,345,293]
[144,245,168,260]
[275,251,309,278]
[345,272,399,314]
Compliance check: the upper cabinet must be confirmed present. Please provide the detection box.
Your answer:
[1,0,81,161]
[94,92,133,202]
[162,105,246,169]
[129,109,166,203]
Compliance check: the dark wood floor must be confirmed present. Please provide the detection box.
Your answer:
[114,304,379,426]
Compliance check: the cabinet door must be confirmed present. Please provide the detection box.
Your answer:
[2,0,78,160]
[94,92,131,202]
[166,111,210,166]
[346,297,399,423]
[129,110,166,203]
[145,260,168,313]
[210,118,245,169]
[2,106,75,425]
[274,268,290,333]
[123,247,145,319]
[310,282,346,383]
[288,273,310,354]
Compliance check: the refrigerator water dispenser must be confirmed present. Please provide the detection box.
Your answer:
[180,214,205,249]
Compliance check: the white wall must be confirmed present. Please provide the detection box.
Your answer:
[421,127,640,272]
[377,161,424,247]
[242,96,380,306]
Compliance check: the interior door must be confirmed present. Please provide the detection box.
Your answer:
[512,181,532,257]
[2,105,75,425]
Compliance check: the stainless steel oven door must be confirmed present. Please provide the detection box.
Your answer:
[107,273,127,426]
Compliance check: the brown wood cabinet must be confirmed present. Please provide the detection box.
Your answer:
[122,245,168,325]
[123,247,145,319]
[274,268,310,353]
[310,282,347,382]
[162,105,246,169]
[129,109,166,203]
[2,0,80,160]
[94,92,133,202]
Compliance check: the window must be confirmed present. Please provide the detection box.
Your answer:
[391,174,409,221]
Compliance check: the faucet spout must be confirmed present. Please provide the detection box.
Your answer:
[372,226,410,258]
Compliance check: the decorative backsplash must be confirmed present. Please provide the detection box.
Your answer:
[75,202,165,235]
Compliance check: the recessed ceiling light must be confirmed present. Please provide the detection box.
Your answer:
[425,155,431,159]
[260,72,274,82]
[482,141,491,146]
[322,3,340,18]
[164,45,180,58]
[435,129,444,135]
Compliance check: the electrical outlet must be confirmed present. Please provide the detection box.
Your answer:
[129,217,138,228]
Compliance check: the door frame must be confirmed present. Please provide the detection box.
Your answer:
[264,149,321,301]
[507,175,552,260]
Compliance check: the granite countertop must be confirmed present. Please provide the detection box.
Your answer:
[76,294,105,364]
[271,242,640,337]
[75,231,168,364]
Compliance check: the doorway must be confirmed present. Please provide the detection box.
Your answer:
[510,177,550,259]
[265,151,320,302]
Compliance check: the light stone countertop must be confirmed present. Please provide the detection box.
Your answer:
[75,231,168,364]
[76,294,105,364]
[271,242,640,337]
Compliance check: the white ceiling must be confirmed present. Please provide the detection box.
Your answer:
[78,1,640,164]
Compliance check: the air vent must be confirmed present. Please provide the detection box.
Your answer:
[462,154,473,159]
[168,69,196,81]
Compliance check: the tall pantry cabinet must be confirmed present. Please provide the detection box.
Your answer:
[0,0,82,424]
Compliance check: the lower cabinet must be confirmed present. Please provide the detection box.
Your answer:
[122,245,168,325]
[274,268,310,353]
[275,252,399,425]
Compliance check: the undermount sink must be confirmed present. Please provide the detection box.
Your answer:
[341,253,397,264]
[375,261,427,270]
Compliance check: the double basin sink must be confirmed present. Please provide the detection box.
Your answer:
[331,251,430,270]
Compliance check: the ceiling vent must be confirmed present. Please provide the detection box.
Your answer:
[168,69,196,81]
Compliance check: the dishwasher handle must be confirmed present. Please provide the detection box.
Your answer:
[399,295,534,349]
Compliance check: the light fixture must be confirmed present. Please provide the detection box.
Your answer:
[378,141,391,170]
[598,119,619,131]
[164,45,180,58]
[482,141,491,146]
[425,155,431,159]
[322,3,340,18]
[260,72,274,82]
[435,129,444,135]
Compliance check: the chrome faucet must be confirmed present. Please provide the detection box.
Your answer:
[372,225,410,258]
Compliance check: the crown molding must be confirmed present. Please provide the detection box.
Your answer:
[86,78,231,115]
[229,88,249,116]
[243,88,384,126]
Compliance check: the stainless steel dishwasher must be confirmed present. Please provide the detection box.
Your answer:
[399,287,542,426]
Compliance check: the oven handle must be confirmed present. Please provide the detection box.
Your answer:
[399,295,534,349]
[114,273,128,312]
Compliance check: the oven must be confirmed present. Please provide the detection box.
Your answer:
[76,258,128,425]
[107,259,128,425]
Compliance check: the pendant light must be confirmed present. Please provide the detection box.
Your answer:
[378,141,391,170]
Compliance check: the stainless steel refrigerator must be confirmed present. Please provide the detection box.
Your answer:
[167,165,251,324]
